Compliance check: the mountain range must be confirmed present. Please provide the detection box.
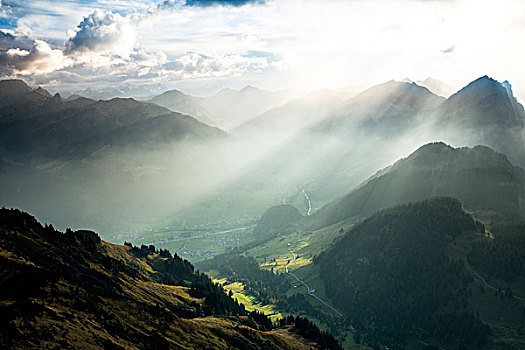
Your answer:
[2,73,525,349]
[3,75,525,235]
[0,80,224,166]
[149,85,300,129]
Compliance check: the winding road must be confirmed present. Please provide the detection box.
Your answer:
[285,247,345,318]
[463,260,525,301]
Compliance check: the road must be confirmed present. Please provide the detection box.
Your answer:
[176,239,192,253]
[463,260,525,301]
[302,189,312,216]
[285,247,345,318]
[146,226,253,246]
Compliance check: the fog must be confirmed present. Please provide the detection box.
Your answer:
[1,76,524,242]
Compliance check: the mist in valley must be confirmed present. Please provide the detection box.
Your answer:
[2,1,525,349]
[2,76,524,241]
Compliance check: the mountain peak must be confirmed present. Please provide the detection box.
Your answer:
[464,75,509,92]
[35,86,52,98]
[159,88,187,97]
[311,142,525,228]
[240,85,261,92]
[443,76,524,128]
[51,93,63,104]
[412,141,453,155]
[352,79,443,107]
[0,79,33,96]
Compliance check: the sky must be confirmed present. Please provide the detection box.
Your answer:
[1,0,525,97]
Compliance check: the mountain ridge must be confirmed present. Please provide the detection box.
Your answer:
[308,142,525,229]
[0,207,341,350]
[0,79,226,164]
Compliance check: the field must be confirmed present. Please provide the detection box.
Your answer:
[214,279,283,323]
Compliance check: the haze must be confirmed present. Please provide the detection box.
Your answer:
[2,0,525,97]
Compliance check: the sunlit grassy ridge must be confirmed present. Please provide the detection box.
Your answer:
[214,279,283,322]
[0,208,341,349]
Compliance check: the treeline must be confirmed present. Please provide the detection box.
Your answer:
[123,242,249,318]
[467,223,525,282]
[0,208,344,349]
[279,315,343,350]
[198,253,347,339]
[316,198,491,347]
[199,254,290,303]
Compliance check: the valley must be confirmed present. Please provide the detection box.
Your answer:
[2,1,525,349]
[2,76,525,350]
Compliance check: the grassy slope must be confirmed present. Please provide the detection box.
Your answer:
[0,209,326,350]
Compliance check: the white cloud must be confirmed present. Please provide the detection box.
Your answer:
[66,10,136,55]
[5,0,525,94]
[0,0,9,18]
[0,39,71,75]
[161,51,272,78]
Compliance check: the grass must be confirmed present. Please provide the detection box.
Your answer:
[214,279,283,323]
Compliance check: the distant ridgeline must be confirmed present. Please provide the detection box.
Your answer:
[0,208,342,350]
[308,142,525,228]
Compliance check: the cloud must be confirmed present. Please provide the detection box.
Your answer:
[0,38,70,75]
[185,0,267,7]
[161,51,274,78]
[0,0,11,18]
[151,0,267,10]
[66,10,135,55]
[0,30,14,41]
[441,45,455,54]
[0,30,36,50]
[0,0,277,90]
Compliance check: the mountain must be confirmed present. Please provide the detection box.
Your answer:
[0,208,341,350]
[315,197,491,347]
[234,86,364,141]
[253,204,303,237]
[403,77,457,98]
[208,86,294,127]
[0,79,230,233]
[417,77,457,97]
[0,79,225,165]
[309,142,525,229]
[150,85,300,130]
[317,80,445,136]
[70,85,163,101]
[440,76,524,128]
[432,76,525,166]
[72,86,125,100]
[0,79,59,114]
[202,144,525,348]
[148,89,217,126]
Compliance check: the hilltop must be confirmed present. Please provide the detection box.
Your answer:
[309,142,525,228]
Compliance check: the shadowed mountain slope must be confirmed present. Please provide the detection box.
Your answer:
[0,80,225,165]
[309,142,525,229]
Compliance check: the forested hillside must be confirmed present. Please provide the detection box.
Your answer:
[316,198,490,347]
